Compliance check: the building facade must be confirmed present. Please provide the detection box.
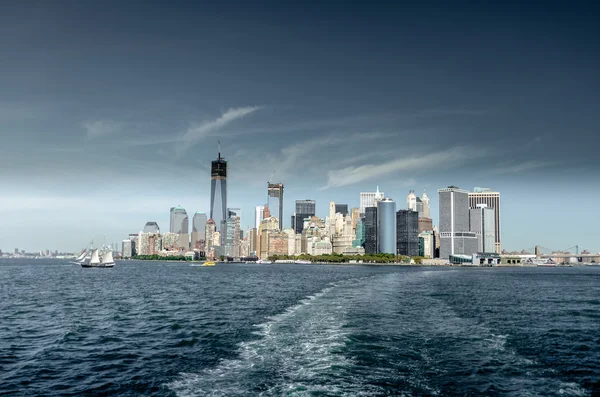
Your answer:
[169,206,189,234]
[364,207,378,254]
[293,199,316,234]
[418,217,433,233]
[143,221,160,233]
[255,205,265,230]
[407,191,417,212]
[438,186,478,259]
[396,210,419,257]
[359,186,384,213]
[468,187,501,253]
[469,204,496,253]
[267,183,284,230]
[334,204,349,216]
[210,149,227,240]
[377,198,396,254]
[191,212,207,251]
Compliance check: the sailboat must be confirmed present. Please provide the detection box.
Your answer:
[81,248,115,268]
[70,249,88,265]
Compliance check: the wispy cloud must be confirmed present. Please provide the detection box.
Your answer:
[180,106,261,148]
[82,120,126,138]
[321,147,475,189]
[491,160,555,175]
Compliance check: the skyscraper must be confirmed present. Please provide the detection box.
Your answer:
[364,207,378,254]
[360,186,384,213]
[255,206,265,230]
[293,199,316,234]
[143,221,160,233]
[267,183,284,230]
[438,186,478,259]
[396,210,419,257]
[210,147,227,239]
[406,191,417,212]
[334,204,349,216]
[191,212,207,250]
[468,188,501,253]
[420,191,431,218]
[377,198,396,254]
[469,204,496,253]
[169,206,189,234]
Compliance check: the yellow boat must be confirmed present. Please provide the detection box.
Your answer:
[202,261,216,267]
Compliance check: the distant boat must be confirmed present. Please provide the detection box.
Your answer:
[295,260,311,264]
[256,259,273,264]
[202,261,216,267]
[81,248,115,268]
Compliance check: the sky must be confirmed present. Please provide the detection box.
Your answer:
[0,1,598,253]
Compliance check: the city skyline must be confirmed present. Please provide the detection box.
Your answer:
[1,1,598,252]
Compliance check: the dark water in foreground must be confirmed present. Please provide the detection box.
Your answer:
[1,261,599,396]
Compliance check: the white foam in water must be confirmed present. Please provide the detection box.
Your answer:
[168,277,377,396]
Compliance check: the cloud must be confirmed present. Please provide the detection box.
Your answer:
[82,120,126,138]
[321,147,474,189]
[490,160,555,175]
[180,106,261,147]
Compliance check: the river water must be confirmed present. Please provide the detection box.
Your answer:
[1,260,599,396]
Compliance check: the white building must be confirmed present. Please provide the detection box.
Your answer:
[407,190,417,211]
[283,228,296,256]
[255,206,265,230]
[420,191,431,218]
[359,186,384,213]
[418,231,434,258]
[468,188,501,253]
[313,239,333,255]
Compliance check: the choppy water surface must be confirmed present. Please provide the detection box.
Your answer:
[1,260,599,396]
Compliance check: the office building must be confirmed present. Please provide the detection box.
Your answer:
[420,191,431,218]
[205,219,216,254]
[469,204,496,253]
[377,198,396,254]
[438,186,478,259]
[407,191,417,212]
[258,216,280,259]
[396,210,419,257]
[419,231,435,258]
[143,221,160,234]
[267,183,284,230]
[255,206,265,230]
[169,206,189,234]
[468,188,501,253]
[364,207,377,254]
[418,217,433,233]
[226,208,242,257]
[335,204,349,216]
[191,212,207,251]
[360,186,384,213]
[210,148,227,239]
[137,232,161,255]
[293,199,316,234]
[122,239,133,258]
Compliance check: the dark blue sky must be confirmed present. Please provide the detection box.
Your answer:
[1,1,598,252]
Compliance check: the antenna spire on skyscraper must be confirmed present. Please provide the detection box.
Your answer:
[218,140,221,160]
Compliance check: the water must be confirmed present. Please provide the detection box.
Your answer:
[1,260,599,396]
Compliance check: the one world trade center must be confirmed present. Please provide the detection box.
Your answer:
[210,145,227,242]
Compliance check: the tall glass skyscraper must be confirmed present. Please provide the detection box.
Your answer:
[364,207,378,254]
[377,198,397,254]
[210,149,227,239]
[267,183,284,230]
[396,210,419,257]
[293,199,316,234]
[191,212,207,250]
[169,206,189,234]
[334,204,349,216]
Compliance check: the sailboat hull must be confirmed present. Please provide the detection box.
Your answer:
[81,263,115,268]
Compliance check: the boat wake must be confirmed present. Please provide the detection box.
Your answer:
[168,277,379,396]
